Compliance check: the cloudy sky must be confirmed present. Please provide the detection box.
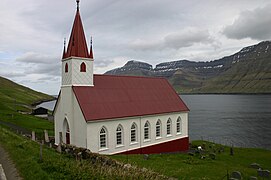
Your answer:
[0,0,271,95]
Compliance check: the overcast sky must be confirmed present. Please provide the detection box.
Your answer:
[0,0,271,95]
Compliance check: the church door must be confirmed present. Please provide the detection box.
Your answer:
[66,132,70,144]
[63,118,70,145]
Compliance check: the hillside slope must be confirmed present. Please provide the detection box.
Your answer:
[0,76,54,135]
[105,41,271,93]
[0,76,53,108]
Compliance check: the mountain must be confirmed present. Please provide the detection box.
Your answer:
[105,41,271,93]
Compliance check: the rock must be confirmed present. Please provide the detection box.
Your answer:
[250,163,261,169]
[231,171,242,180]
[209,153,216,160]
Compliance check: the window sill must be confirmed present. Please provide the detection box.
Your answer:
[130,142,138,145]
[176,132,182,135]
[98,148,109,152]
[143,139,151,143]
[116,144,124,148]
[155,137,162,140]
[166,134,172,138]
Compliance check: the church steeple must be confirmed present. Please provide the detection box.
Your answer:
[89,36,93,59]
[64,0,90,59]
[61,0,94,87]
[62,38,66,59]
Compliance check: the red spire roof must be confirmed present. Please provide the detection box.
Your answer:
[64,1,90,59]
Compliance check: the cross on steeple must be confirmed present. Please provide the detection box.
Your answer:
[76,0,80,11]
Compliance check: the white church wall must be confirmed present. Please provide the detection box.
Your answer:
[72,92,88,148]
[62,59,72,86]
[86,112,188,155]
[54,86,87,147]
[71,58,93,86]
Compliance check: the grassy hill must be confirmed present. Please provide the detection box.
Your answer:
[199,55,271,93]
[113,141,271,179]
[1,126,270,179]
[0,126,167,179]
[0,76,54,136]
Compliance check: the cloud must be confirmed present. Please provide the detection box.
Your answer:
[16,52,58,64]
[129,39,162,51]
[0,72,25,78]
[94,59,114,68]
[223,4,271,40]
[15,52,61,77]
[164,29,215,49]
[129,28,217,51]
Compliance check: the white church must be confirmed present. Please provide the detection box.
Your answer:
[54,0,189,155]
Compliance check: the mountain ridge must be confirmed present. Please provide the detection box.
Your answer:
[105,41,271,93]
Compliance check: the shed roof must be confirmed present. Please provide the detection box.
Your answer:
[72,75,189,121]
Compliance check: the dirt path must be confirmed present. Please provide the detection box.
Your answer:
[0,144,22,180]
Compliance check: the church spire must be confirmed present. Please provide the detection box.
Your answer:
[65,0,90,59]
[62,38,66,59]
[89,36,94,59]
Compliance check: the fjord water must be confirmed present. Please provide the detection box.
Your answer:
[181,95,271,150]
[41,94,271,150]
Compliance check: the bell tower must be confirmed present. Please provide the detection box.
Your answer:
[62,0,94,87]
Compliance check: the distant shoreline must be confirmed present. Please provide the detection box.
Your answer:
[31,97,57,107]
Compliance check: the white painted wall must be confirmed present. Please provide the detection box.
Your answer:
[62,57,93,86]
[62,59,72,85]
[86,112,188,155]
[54,86,87,147]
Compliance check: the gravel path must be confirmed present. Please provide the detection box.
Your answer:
[0,144,22,180]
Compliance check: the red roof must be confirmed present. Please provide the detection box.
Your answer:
[72,75,189,122]
[64,6,90,59]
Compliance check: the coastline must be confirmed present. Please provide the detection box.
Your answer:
[31,97,57,107]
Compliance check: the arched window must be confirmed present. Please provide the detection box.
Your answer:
[156,120,161,138]
[116,124,123,145]
[167,118,172,135]
[177,117,182,134]
[131,123,137,143]
[144,121,150,140]
[80,62,86,72]
[99,127,107,149]
[65,63,68,73]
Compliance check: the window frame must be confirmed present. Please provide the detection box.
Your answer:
[177,117,182,134]
[166,118,172,136]
[130,123,137,143]
[116,125,123,146]
[65,63,68,73]
[144,121,150,141]
[99,127,107,149]
[80,62,86,72]
[156,120,161,138]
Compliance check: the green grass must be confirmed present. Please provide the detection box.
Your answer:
[0,76,54,137]
[0,125,167,180]
[112,141,271,179]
